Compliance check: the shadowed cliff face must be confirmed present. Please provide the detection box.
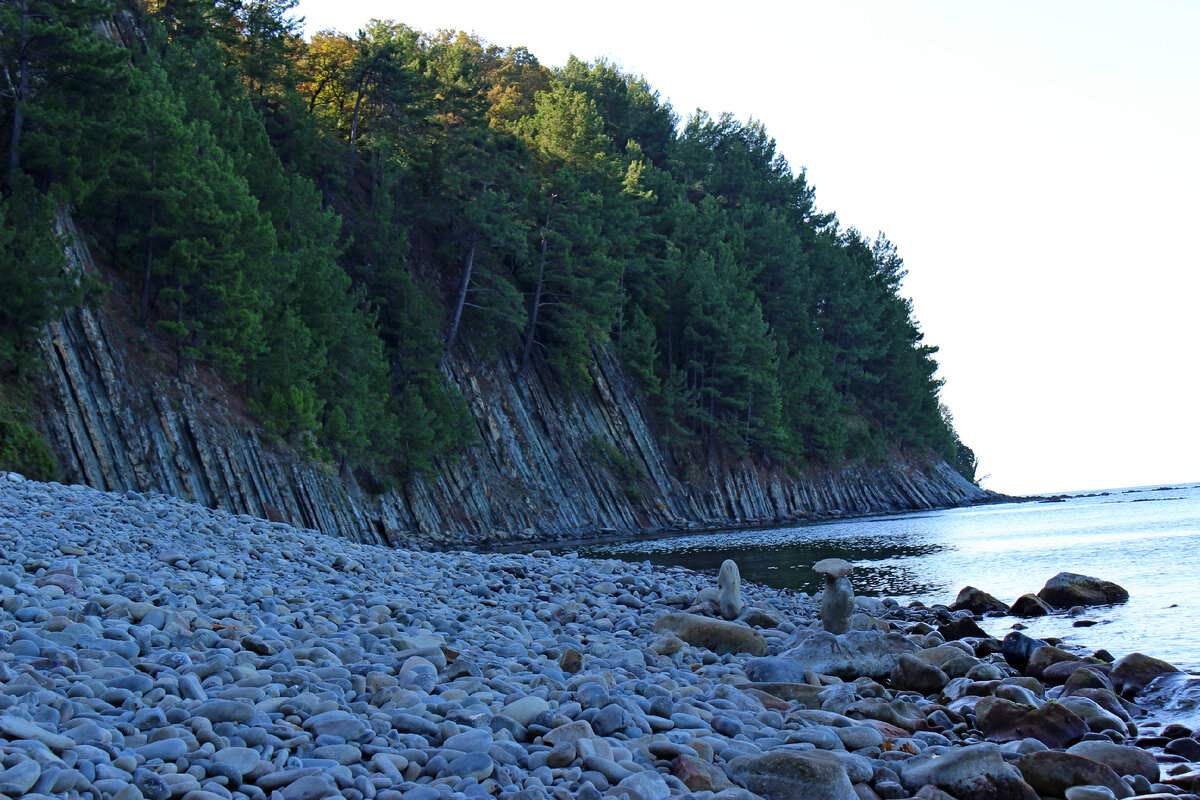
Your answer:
[30,216,987,548]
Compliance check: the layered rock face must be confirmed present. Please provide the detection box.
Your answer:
[29,217,987,547]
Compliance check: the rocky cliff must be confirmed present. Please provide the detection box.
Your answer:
[29,215,989,547]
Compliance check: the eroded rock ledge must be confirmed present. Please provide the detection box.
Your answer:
[29,216,988,549]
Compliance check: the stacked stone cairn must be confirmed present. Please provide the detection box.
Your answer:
[1,472,1198,800]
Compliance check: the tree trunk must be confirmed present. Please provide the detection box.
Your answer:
[520,197,556,373]
[347,76,367,186]
[139,143,158,326]
[444,233,477,353]
[5,0,30,193]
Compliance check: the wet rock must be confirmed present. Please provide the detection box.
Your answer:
[951,586,1009,615]
[1066,742,1160,782]
[937,615,990,641]
[1026,644,1083,678]
[1037,573,1129,608]
[1002,631,1048,671]
[975,696,1038,742]
[1010,593,1053,617]
[718,559,744,621]
[728,750,857,800]
[890,653,950,694]
[653,612,767,655]
[1016,751,1134,799]
[900,742,1038,800]
[1111,652,1180,697]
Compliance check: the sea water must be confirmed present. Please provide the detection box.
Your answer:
[570,483,1200,673]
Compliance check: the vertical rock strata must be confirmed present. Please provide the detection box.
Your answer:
[29,217,987,547]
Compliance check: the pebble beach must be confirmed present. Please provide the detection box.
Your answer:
[1,472,1198,800]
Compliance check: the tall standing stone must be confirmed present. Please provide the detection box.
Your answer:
[814,558,855,635]
[718,559,743,620]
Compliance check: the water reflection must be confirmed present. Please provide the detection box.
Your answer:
[526,483,1200,670]
[578,531,947,596]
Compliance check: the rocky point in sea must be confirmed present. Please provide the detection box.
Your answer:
[1,471,1198,800]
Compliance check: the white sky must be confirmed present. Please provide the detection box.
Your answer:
[293,0,1200,496]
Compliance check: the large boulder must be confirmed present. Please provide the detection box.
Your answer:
[890,653,950,694]
[975,697,1089,748]
[1111,652,1180,697]
[767,630,920,681]
[951,586,1010,615]
[1015,751,1134,799]
[727,750,857,800]
[1036,573,1129,608]
[1010,593,1053,617]
[937,615,991,641]
[1065,742,1159,783]
[900,742,1038,800]
[653,613,766,656]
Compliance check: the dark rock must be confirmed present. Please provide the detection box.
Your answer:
[1037,573,1129,608]
[1066,741,1160,782]
[951,586,1009,615]
[1163,723,1194,739]
[1010,593,1053,617]
[937,616,990,641]
[1045,660,1110,688]
[1026,645,1083,679]
[671,754,732,793]
[1016,701,1091,749]
[1111,652,1180,697]
[1002,631,1048,671]
[1165,738,1200,761]
[890,653,950,694]
[900,742,1038,800]
[728,750,857,800]
[975,696,1037,742]
[1015,750,1134,799]
[559,648,583,674]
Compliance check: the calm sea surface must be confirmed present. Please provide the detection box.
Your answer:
[557,483,1200,672]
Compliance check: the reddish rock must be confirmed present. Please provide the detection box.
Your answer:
[672,754,732,792]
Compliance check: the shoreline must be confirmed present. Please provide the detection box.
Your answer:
[1,473,1197,800]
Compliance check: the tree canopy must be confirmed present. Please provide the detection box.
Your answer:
[0,0,976,482]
